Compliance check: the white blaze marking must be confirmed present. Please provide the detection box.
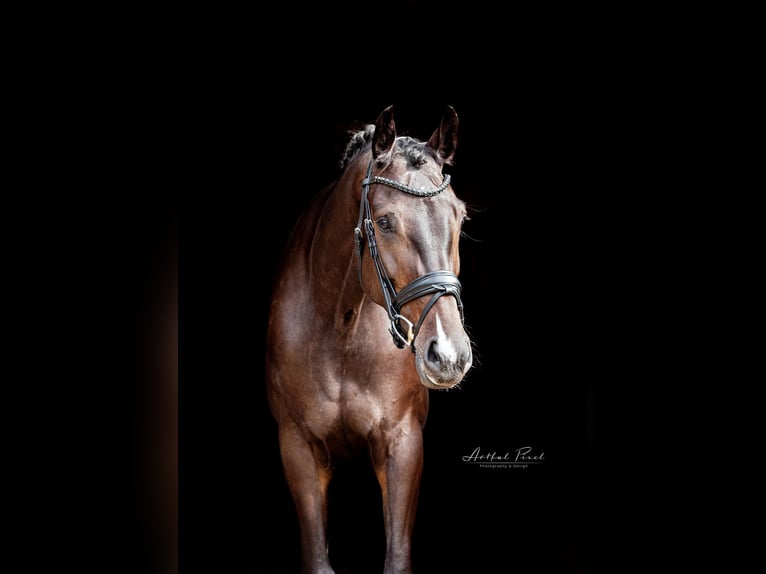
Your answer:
[435,314,458,363]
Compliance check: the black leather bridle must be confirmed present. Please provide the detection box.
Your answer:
[354,158,465,351]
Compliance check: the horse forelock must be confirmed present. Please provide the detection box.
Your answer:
[397,137,439,168]
[340,127,439,171]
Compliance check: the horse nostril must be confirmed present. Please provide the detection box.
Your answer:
[426,339,442,366]
[425,337,472,373]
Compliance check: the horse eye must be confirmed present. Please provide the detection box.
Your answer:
[376,217,392,232]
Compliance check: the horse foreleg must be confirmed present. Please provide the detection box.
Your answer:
[373,423,424,574]
[278,423,335,574]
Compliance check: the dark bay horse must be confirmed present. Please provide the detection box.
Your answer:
[266,105,473,574]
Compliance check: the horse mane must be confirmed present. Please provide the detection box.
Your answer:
[340,125,439,170]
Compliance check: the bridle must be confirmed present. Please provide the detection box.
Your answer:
[354,158,465,351]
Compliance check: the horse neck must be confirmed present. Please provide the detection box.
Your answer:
[306,161,367,318]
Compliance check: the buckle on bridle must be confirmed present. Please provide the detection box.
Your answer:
[391,314,415,348]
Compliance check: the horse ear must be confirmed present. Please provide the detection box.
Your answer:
[372,105,397,163]
[427,105,459,165]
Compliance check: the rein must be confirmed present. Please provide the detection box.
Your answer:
[354,159,464,351]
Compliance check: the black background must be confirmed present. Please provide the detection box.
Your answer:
[179,4,596,574]
[27,4,741,572]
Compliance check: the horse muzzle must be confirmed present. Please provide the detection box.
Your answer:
[414,318,473,390]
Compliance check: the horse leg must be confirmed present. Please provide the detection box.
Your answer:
[278,422,335,574]
[372,423,424,574]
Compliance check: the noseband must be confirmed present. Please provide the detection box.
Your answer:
[354,159,464,351]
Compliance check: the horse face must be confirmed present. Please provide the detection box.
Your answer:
[365,157,473,390]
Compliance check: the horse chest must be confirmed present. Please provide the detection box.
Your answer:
[292,357,424,445]
[329,374,421,429]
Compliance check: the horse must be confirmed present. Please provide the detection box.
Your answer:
[266,105,473,574]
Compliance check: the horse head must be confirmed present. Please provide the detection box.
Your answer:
[355,105,473,389]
